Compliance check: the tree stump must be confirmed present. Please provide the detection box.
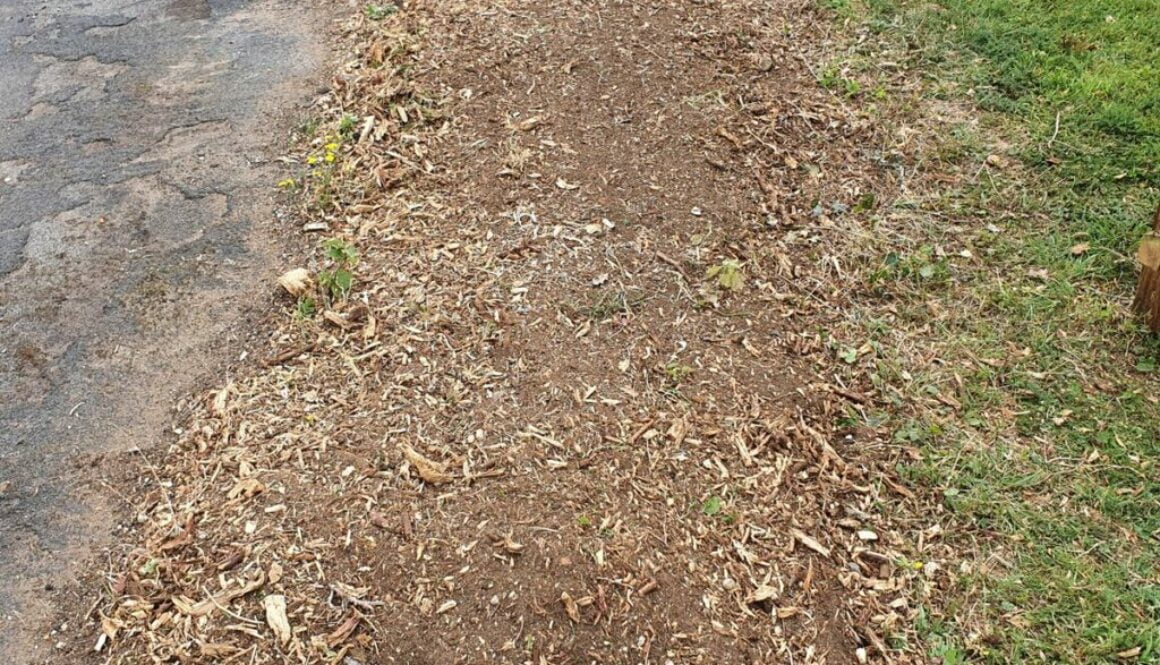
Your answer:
[1133,202,1160,333]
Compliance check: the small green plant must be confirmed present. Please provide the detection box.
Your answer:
[299,117,320,137]
[576,515,592,528]
[338,113,359,139]
[138,558,159,576]
[1135,355,1157,373]
[324,238,359,265]
[869,248,952,287]
[664,361,694,384]
[295,295,317,319]
[364,3,397,20]
[853,192,877,213]
[318,269,352,300]
[581,290,643,320]
[311,167,335,209]
[701,496,723,516]
[318,238,358,300]
[706,259,743,290]
[819,64,861,96]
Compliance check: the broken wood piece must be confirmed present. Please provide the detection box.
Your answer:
[560,591,582,623]
[263,594,291,646]
[399,444,454,485]
[172,574,265,617]
[791,529,832,557]
[262,342,317,367]
[1133,202,1160,333]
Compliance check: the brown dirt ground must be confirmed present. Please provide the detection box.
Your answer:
[42,1,956,663]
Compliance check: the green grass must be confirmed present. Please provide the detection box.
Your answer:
[820,0,1160,662]
[833,0,1159,247]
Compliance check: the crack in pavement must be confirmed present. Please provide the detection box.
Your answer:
[0,0,334,657]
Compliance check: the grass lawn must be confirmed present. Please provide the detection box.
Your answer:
[820,0,1159,662]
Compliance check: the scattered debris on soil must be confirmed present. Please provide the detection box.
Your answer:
[48,1,963,663]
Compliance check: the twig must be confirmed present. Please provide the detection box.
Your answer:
[262,342,317,367]
[655,251,692,283]
[1047,110,1062,148]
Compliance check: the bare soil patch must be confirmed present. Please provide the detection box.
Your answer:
[46,1,956,663]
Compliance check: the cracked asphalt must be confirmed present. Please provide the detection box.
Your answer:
[0,0,331,656]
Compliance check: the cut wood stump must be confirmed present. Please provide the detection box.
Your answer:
[1133,202,1160,333]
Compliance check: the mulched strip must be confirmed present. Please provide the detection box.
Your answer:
[57,1,958,663]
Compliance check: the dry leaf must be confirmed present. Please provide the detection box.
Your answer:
[492,532,524,554]
[278,268,312,297]
[326,613,360,648]
[746,584,778,604]
[323,310,354,329]
[227,477,264,500]
[1071,242,1091,256]
[99,614,120,640]
[560,591,581,623]
[400,444,454,484]
[1117,647,1142,660]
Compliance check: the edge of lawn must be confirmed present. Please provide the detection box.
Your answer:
[811,0,1160,662]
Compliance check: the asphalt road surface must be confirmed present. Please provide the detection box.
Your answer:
[0,0,330,657]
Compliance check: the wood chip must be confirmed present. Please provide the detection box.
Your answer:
[400,444,454,485]
[791,529,831,557]
[560,591,581,623]
[262,594,291,646]
[173,575,264,617]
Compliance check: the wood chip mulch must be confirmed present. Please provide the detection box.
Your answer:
[51,1,958,663]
